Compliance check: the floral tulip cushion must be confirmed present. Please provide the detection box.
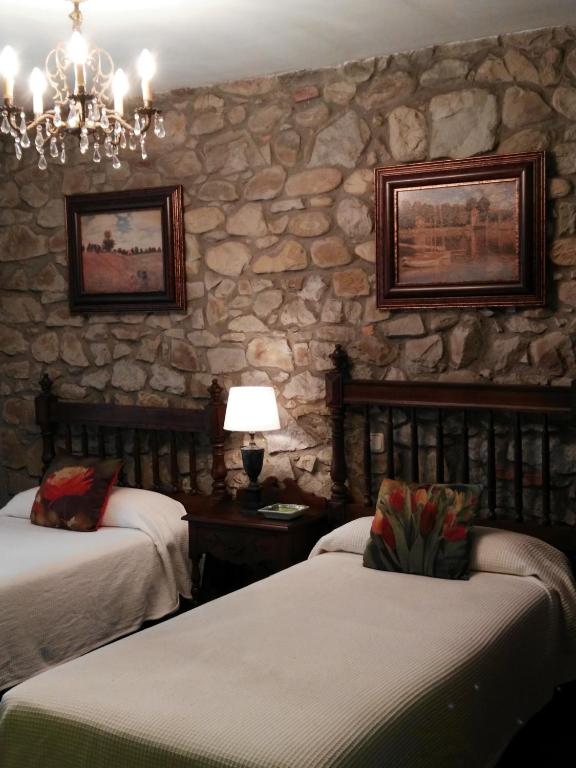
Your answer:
[363,479,482,580]
[31,456,123,532]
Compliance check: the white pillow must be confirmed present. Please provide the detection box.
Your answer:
[101,486,186,529]
[310,516,574,584]
[471,525,573,579]
[0,486,39,518]
[0,485,186,532]
[309,516,372,559]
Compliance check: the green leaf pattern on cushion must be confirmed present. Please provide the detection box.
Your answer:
[363,479,481,580]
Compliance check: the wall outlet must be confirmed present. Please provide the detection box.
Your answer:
[370,432,384,453]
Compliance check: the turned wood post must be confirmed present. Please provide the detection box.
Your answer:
[208,378,228,498]
[326,345,350,506]
[35,374,57,475]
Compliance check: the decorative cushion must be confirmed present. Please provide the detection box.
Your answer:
[363,478,481,580]
[31,456,122,532]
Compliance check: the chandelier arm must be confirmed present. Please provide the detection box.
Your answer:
[6,110,22,134]
[111,114,137,133]
[26,113,57,133]
[50,124,71,143]
[42,120,67,145]
[135,110,155,135]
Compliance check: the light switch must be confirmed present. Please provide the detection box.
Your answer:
[370,432,384,453]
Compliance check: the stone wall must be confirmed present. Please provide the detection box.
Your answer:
[1,24,575,512]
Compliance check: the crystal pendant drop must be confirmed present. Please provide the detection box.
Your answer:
[19,112,26,134]
[14,140,22,160]
[129,133,138,151]
[1,114,10,134]
[100,107,109,130]
[93,142,101,163]
[38,150,47,170]
[154,114,165,139]
[133,113,141,137]
[140,137,147,160]
[104,137,113,158]
[35,125,44,151]
[119,130,127,150]
[112,153,121,170]
[60,141,66,164]
[53,105,62,128]
[86,103,95,129]
[10,127,17,138]
[67,102,77,128]
[93,104,100,123]
[79,128,89,154]
[20,130,30,149]
[49,136,58,157]
[114,120,121,138]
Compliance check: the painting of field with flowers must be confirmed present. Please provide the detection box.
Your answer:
[67,186,186,313]
[80,209,165,294]
[364,479,481,580]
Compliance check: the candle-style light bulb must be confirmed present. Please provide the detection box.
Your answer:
[67,31,88,90]
[0,46,19,101]
[137,49,155,106]
[29,67,46,117]
[67,31,88,64]
[112,68,129,116]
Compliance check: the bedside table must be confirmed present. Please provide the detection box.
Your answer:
[182,489,330,605]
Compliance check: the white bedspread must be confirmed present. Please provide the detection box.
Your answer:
[1,540,573,768]
[312,518,576,683]
[0,488,190,690]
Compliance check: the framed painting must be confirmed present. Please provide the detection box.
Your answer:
[375,152,546,309]
[66,185,186,313]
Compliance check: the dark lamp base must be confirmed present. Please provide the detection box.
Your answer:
[240,445,265,511]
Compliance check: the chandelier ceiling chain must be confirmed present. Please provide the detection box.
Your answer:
[0,0,165,170]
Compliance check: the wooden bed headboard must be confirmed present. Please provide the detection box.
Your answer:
[35,375,227,499]
[326,344,576,552]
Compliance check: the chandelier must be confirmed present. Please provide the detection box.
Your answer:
[0,0,165,170]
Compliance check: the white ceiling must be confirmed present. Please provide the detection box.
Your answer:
[1,0,575,96]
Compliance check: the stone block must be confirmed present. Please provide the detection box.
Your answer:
[333,268,370,297]
[247,338,294,371]
[430,89,498,158]
[252,241,308,273]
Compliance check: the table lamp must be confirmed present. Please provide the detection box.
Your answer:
[223,386,281,510]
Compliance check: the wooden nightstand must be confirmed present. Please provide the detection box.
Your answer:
[181,481,331,604]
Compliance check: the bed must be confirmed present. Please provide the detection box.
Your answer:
[0,520,575,768]
[0,375,227,692]
[0,354,575,767]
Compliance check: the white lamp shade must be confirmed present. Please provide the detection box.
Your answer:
[224,387,280,433]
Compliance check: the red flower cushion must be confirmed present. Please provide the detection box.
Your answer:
[363,479,481,580]
[31,456,122,532]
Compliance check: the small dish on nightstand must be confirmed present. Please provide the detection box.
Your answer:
[257,503,309,520]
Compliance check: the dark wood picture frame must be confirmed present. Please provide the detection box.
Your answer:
[66,185,186,314]
[375,152,546,309]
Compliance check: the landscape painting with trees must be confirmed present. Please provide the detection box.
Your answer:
[375,152,545,310]
[395,179,519,286]
[80,209,165,294]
